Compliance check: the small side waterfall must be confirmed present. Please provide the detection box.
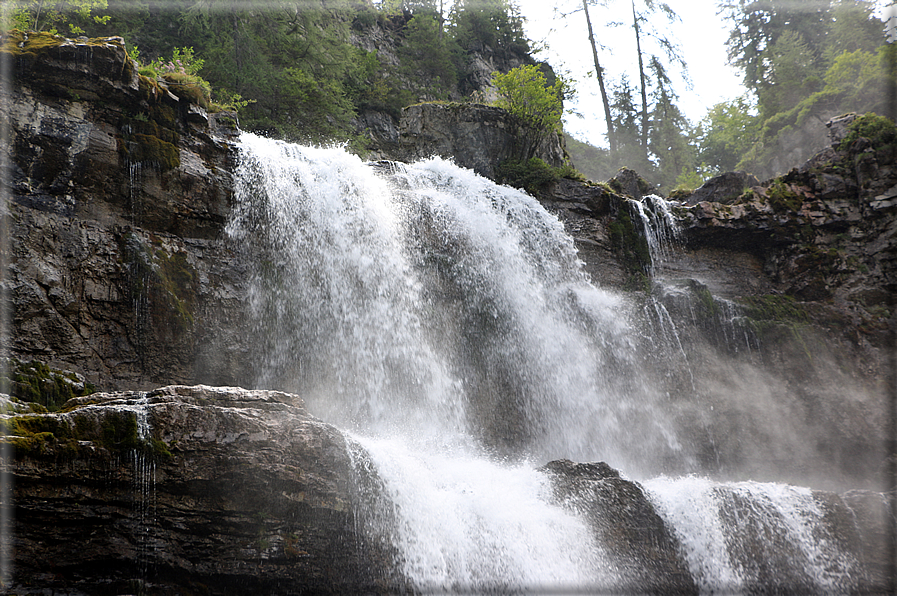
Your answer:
[645,476,862,594]
[228,133,880,593]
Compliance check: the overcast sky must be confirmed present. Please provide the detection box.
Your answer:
[518,0,895,148]
[518,0,748,147]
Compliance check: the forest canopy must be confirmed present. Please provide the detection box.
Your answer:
[2,0,895,190]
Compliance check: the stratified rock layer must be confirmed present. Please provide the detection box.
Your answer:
[2,385,398,595]
[2,33,252,390]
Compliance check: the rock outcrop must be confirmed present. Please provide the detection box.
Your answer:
[1,384,399,594]
[358,102,566,179]
[2,32,253,391]
[4,386,889,594]
[639,113,896,490]
[541,460,698,595]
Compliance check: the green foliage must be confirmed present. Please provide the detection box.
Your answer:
[696,95,761,174]
[491,64,570,160]
[4,0,110,34]
[398,14,462,97]
[837,112,897,151]
[673,164,710,192]
[564,134,614,182]
[449,0,529,57]
[718,0,893,175]
[758,29,823,119]
[148,45,204,77]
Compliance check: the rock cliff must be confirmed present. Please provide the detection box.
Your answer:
[2,386,890,594]
[2,31,253,391]
[359,102,566,179]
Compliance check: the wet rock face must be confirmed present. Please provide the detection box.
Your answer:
[541,460,698,595]
[676,114,897,315]
[2,385,397,595]
[2,34,252,391]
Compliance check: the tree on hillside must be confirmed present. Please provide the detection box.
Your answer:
[581,0,617,151]
[4,0,110,33]
[398,13,462,97]
[646,56,694,187]
[627,0,687,163]
[696,95,760,174]
[717,0,893,175]
[449,0,529,57]
[491,63,570,160]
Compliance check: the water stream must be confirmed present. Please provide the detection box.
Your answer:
[228,132,871,594]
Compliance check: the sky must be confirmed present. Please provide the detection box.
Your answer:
[517,0,748,148]
[518,0,897,148]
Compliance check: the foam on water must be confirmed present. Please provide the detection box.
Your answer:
[229,132,865,594]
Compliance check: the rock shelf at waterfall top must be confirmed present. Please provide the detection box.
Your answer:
[2,35,896,595]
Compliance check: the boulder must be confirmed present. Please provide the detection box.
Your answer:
[1,385,401,595]
[681,171,761,205]
[541,460,698,595]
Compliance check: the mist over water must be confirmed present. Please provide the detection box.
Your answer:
[229,133,681,470]
[228,132,872,593]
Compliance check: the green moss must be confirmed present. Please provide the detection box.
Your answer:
[100,411,140,451]
[837,112,897,152]
[150,437,172,458]
[1,358,94,412]
[120,233,196,330]
[608,205,651,282]
[0,414,78,456]
[765,180,803,213]
[162,72,212,109]
[495,157,583,194]
[691,282,721,318]
[0,30,66,58]
[738,294,810,324]
[126,133,180,171]
[668,188,693,201]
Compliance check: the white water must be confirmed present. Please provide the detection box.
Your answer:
[645,476,860,594]
[228,133,864,594]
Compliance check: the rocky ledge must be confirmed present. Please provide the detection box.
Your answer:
[1,385,398,595]
[2,385,891,594]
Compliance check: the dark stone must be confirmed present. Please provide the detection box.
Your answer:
[540,459,698,595]
[682,171,761,205]
[2,385,403,595]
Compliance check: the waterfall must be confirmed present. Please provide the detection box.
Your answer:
[628,194,682,278]
[645,476,862,594]
[228,132,873,593]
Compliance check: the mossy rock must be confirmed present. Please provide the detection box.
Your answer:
[162,72,212,109]
[123,133,180,171]
[838,113,897,153]
[765,180,803,213]
[738,294,810,325]
[608,204,651,280]
[1,358,94,412]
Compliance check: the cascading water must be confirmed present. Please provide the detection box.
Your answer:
[645,476,862,594]
[227,132,875,593]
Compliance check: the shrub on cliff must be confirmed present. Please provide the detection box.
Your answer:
[491,64,570,161]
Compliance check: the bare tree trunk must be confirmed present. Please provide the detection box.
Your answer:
[632,0,649,160]
[583,0,617,151]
